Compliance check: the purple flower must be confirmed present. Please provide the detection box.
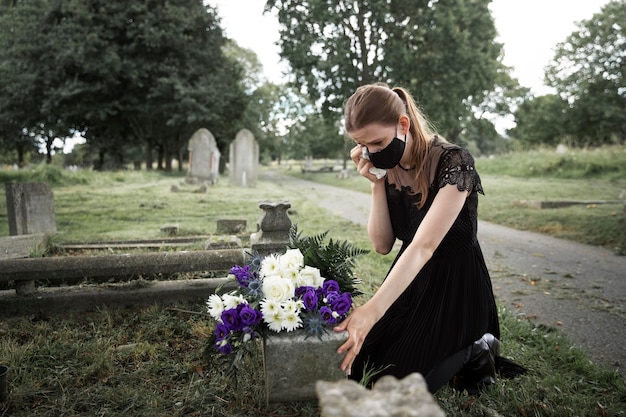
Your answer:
[230,264,254,287]
[295,286,314,297]
[325,290,340,304]
[239,304,262,326]
[221,308,242,332]
[214,322,230,340]
[319,306,336,324]
[322,280,340,295]
[301,287,318,311]
[331,292,352,316]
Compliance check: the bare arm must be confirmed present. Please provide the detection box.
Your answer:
[335,183,470,375]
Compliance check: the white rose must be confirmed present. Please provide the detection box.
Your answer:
[300,265,324,288]
[262,275,295,302]
[279,249,304,270]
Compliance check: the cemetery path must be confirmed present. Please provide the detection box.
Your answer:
[262,169,626,374]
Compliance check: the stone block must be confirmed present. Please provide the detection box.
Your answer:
[316,373,445,417]
[262,329,347,404]
[5,182,56,236]
[203,235,242,250]
[160,223,179,236]
[216,219,247,234]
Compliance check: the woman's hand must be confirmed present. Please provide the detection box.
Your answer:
[334,303,382,376]
[349,145,384,182]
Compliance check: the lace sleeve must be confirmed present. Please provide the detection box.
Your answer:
[436,148,484,194]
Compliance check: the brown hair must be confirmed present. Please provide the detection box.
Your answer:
[344,83,439,207]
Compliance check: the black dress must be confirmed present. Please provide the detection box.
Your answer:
[349,138,504,392]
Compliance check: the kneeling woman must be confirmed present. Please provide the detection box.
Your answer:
[335,83,525,393]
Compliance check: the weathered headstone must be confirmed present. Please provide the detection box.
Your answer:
[263,330,347,404]
[216,219,247,234]
[229,129,259,187]
[187,128,220,184]
[250,200,291,256]
[5,182,56,236]
[316,373,445,417]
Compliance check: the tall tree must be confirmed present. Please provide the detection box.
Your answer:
[508,94,569,147]
[265,0,505,142]
[0,0,74,163]
[544,0,626,146]
[0,0,246,168]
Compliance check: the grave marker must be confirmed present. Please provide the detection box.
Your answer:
[187,128,220,184]
[229,129,259,187]
[5,182,56,236]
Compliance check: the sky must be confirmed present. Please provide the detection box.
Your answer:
[207,0,612,95]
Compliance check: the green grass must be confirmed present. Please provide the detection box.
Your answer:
[1,147,625,416]
[0,303,624,416]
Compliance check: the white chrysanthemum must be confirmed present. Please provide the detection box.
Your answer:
[281,310,303,332]
[260,298,280,316]
[260,299,283,331]
[281,266,301,284]
[262,275,295,302]
[206,294,225,320]
[260,254,281,277]
[222,293,246,310]
[279,249,304,270]
[300,265,324,288]
[281,299,301,315]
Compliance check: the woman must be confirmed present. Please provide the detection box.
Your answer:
[334,83,524,393]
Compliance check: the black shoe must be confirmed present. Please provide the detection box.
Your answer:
[453,333,499,394]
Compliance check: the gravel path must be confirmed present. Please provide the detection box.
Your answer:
[263,170,626,374]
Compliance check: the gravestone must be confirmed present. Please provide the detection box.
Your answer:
[5,182,56,236]
[229,129,259,187]
[250,200,291,256]
[187,128,220,184]
[316,373,445,417]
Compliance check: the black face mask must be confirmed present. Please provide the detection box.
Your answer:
[367,135,406,169]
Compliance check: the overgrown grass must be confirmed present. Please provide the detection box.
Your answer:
[1,148,625,416]
[1,303,624,416]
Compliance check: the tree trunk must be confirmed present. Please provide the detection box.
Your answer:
[157,143,164,170]
[164,149,173,172]
[45,137,53,164]
[145,138,153,171]
[16,144,25,167]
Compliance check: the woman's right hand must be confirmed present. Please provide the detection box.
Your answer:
[350,145,384,182]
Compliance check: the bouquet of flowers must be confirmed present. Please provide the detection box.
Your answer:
[206,226,368,363]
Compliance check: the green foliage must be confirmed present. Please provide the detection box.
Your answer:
[288,224,369,296]
[265,0,505,142]
[543,0,626,146]
[508,94,570,147]
[0,0,248,169]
